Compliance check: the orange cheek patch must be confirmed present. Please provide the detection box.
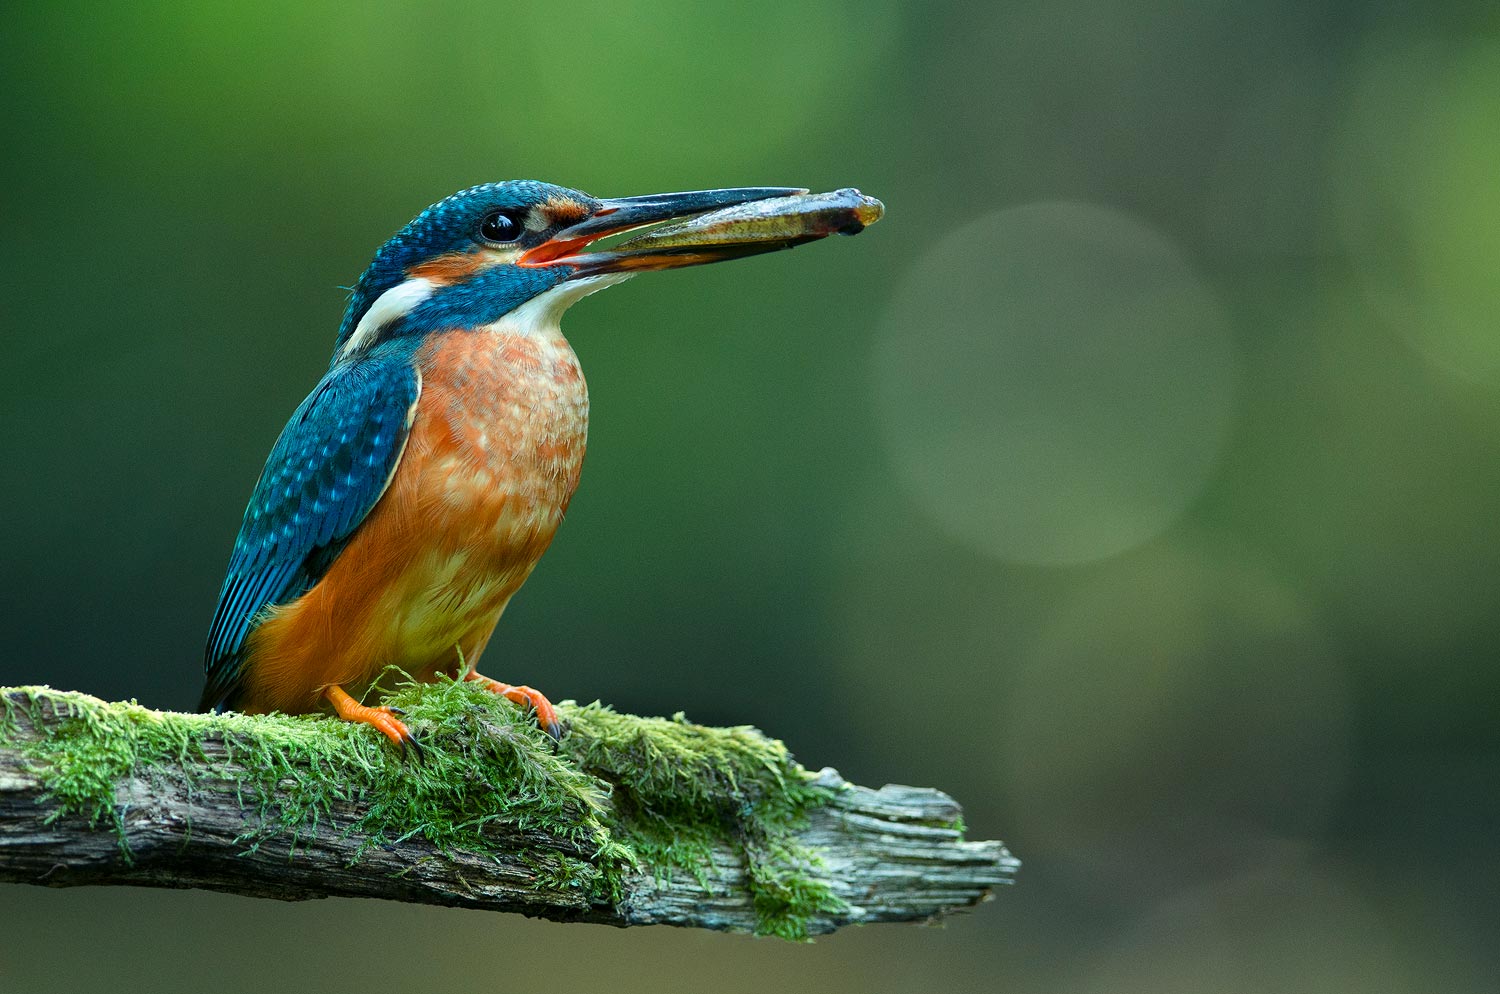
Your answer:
[542,197,591,226]
[406,249,516,284]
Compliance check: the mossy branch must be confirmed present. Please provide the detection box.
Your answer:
[0,683,1016,939]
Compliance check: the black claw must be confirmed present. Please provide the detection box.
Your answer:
[394,732,425,764]
[543,719,564,745]
[386,706,407,717]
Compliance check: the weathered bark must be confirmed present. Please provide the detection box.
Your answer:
[0,689,1017,935]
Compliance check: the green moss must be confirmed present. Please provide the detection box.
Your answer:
[559,705,847,937]
[0,679,846,938]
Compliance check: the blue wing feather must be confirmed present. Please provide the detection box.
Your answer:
[201,343,421,711]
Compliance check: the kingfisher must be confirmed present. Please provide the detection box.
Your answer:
[201,181,873,751]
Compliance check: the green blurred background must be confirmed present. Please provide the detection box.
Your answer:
[3,1,1497,991]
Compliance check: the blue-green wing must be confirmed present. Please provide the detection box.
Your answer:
[201,349,420,711]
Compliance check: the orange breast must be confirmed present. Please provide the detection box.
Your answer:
[238,324,589,714]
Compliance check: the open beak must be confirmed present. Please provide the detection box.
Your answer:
[520,186,884,275]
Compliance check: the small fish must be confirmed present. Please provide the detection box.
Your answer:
[615,188,885,252]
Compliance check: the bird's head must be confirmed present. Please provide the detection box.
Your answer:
[332,180,814,363]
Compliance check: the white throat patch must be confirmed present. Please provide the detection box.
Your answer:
[497,273,633,337]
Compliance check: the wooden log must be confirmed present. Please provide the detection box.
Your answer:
[0,685,1017,938]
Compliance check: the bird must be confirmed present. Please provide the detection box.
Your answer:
[200,180,868,751]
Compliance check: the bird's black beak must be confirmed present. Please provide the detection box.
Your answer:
[519,186,881,274]
[519,188,802,267]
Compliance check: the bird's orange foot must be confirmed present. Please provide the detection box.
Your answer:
[464,671,562,741]
[324,685,424,761]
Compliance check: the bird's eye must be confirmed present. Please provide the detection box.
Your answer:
[478,211,523,243]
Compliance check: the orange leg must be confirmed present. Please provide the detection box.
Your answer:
[464,671,562,740]
[324,685,423,760]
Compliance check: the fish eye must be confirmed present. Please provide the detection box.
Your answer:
[478,211,522,243]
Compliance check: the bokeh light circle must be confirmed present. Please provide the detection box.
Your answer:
[872,202,1237,565]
